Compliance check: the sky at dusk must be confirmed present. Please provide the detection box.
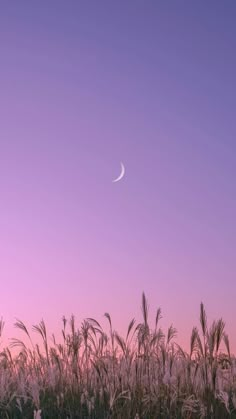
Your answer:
[1,2,236,350]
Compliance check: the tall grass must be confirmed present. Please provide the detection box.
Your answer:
[0,294,235,418]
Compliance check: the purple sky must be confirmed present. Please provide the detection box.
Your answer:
[1,2,236,350]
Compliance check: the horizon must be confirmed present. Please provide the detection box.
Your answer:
[0,293,232,358]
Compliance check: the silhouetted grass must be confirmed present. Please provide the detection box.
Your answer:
[0,294,235,418]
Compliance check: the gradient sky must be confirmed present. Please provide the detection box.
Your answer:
[1,2,236,351]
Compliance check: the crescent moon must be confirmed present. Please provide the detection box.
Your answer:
[112,162,125,183]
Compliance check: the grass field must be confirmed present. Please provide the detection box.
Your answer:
[0,293,235,418]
